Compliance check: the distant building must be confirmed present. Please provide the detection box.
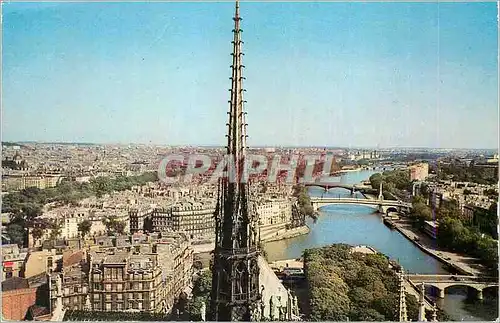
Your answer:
[409,163,429,181]
[3,174,61,191]
[429,191,443,210]
[127,161,148,174]
[423,220,438,240]
[2,153,29,171]
[136,201,216,240]
[256,198,292,227]
[462,204,476,224]
[129,207,154,234]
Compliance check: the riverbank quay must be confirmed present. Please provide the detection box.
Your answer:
[269,258,304,271]
[392,219,485,276]
[261,225,310,243]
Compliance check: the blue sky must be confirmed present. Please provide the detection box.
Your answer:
[2,1,498,148]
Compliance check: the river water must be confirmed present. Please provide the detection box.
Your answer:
[264,170,498,321]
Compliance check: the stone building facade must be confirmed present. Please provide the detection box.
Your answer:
[47,232,193,316]
[88,250,163,312]
[131,200,216,241]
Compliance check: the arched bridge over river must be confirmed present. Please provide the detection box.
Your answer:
[309,196,412,214]
[305,183,377,195]
[407,274,499,300]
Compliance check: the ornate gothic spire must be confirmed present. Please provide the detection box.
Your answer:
[226,0,248,160]
[210,1,261,321]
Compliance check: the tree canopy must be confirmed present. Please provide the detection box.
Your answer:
[292,184,315,218]
[369,169,411,201]
[304,244,420,321]
[3,172,157,246]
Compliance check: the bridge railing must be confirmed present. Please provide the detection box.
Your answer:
[407,274,499,283]
[310,197,411,206]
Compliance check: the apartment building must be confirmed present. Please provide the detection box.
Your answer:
[46,232,193,315]
[88,249,163,312]
[1,244,28,280]
[49,250,89,311]
[136,200,216,240]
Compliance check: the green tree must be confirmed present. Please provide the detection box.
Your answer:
[102,216,126,235]
[369,173,383,192]
[304,244,405,321]
[410,200,433,228]
[29,217,50,242]
[186,270,212,320]
[78,219,93,238]
[49,220,62,241]
[6,223,25,246]
[293,184,315,218]
[405,293,419,321]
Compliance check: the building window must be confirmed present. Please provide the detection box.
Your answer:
[105,303,111,311]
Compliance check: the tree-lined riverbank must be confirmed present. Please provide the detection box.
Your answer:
[263,169,498,321]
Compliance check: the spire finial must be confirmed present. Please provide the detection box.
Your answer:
[234,0,240,22]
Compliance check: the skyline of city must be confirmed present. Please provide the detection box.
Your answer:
[2,1,498,149]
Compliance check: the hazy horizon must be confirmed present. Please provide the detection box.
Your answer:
[2,1,498,149]
[3,140,498,152]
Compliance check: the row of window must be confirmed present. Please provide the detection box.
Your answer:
[94,292,154,301]
[93,281,158,291]
[93,300,155,311]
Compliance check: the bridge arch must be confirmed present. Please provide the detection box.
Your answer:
[385,206,399,215]
[315,203,378,211]
[442,283,483,293]
[305,183,354,192]
[482,285,499,293]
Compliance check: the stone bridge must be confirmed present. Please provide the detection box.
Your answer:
[305,183,377,195]
[310,197,412,214]
[406,274,499,299]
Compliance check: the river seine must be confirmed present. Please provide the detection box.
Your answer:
[264,170,498,321]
